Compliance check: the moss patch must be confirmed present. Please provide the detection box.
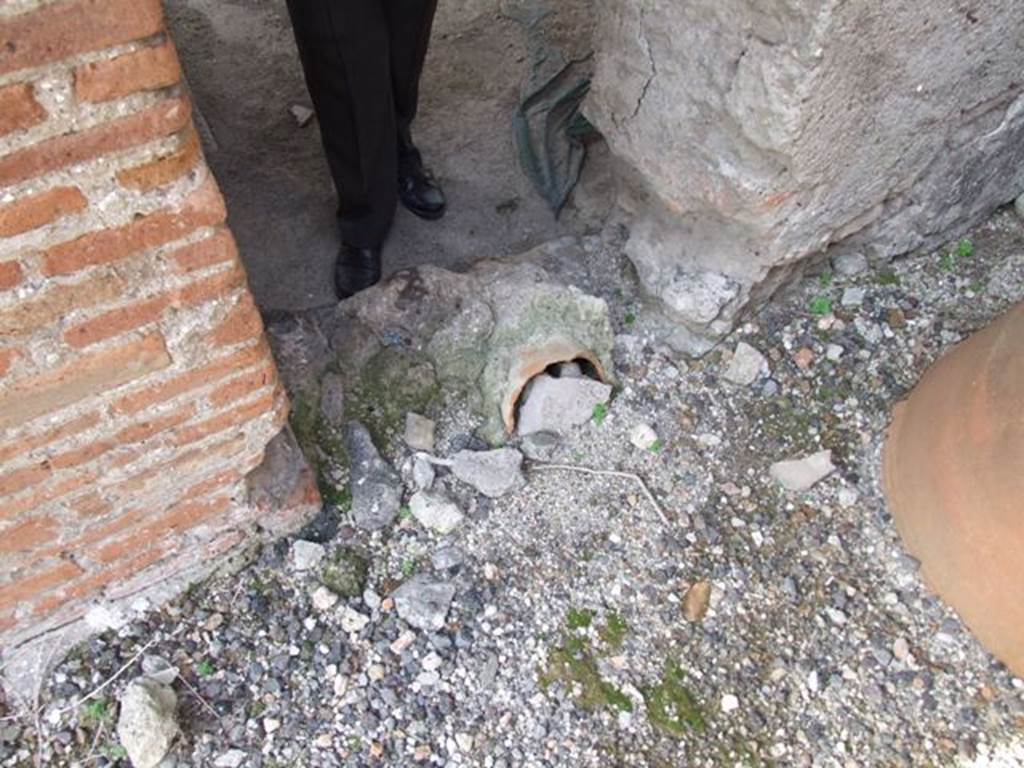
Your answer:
[643,660,706,737]
[539,609,634,715]
[321,548,369,598]
[599,612,629,650]
[346,347,440,448]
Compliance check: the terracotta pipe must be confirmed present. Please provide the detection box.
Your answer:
[883,301,1024,675]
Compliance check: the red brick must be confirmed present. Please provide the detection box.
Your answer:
[0,97,190,190]
[0,83,46,137]
[101,434,248,504]
[167,228,237,273]
[0,561,82,613]
[31,544,168,618]
[115,403,196,443]
[0,411,101,465]
[0,333,171,430]
[181,468,243,501]
[209,364,275,408]
[0,187,88,238]
[114,340,269,415]
[75,41,181,103]
[49,439,114,470]
[0,516,59,553]
[174,263,246,307]
[0,346,19,378]
[0,462,50,497]
[90,495,231,564]
[0,266,127,337]
[1,469,100,521]
[42,174,223,276]
[117,128,201,191]
[63,294,170,348]
[69,491,111,518]
[0,261,22,292]
[171,390,276,447]
[0,0,165,77]
[209,292,263,347]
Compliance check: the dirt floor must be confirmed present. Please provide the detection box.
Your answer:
[164,0,608,312]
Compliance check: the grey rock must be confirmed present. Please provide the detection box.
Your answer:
[431,546,466,571]
[289,104,315,127]
[1016,193,1024,219]
[140,655,178,686]
[337,259,615,445]
[404,412,436,452]
[214,750,247,768]
[515,374,612,436]
[832,252,869,277]
[723,341,769,386]
[409,490,465,534]
[450,448,525,498]
[345,422,402,529]
[412,455,436,491]
[393,576,456,631]
[291,540,326,571]
[117,679,179,768]
[629,423,658,450]
[319,372,346,427]
[520,431,561,462]
[769,450,836,491]
[841,287,866,307]
[556,361,584,378]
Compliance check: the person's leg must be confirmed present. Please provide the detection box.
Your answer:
[383,0,446,220]
[285,0,398,250]
[383,0,438,153]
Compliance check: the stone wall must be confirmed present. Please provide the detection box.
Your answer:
[587,0,1024,349]
[0,0,310,678]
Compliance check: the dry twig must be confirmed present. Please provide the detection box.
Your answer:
[527,462,671,525]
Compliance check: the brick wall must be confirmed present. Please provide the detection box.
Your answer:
[0,0,302,657]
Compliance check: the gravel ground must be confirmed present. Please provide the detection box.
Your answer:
[3,208,1024,767]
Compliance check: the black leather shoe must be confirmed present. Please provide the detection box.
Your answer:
[334,243,381,299]
[399,148,446,220]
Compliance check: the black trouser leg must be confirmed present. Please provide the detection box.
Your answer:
[383,0,438,158]
[286,0,397,248]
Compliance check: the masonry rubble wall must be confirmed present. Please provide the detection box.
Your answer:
[0,0,316,685]
[586,0,1024,350]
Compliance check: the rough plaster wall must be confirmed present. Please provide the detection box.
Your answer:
[587,0,1024,347]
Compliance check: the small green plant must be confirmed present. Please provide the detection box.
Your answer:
[81,698,109,724]
[566,608,594,630]
[401,559,416,577]
[809,296,832,316]
[818,271,833,288]
[956,238,975,258]
[942,238,976,273]
[399,505,412,521]
[196,660,215,677]
[624,311,637,326]
[102,744,128,760]
[648,439,663,454]
[969,279,985,294]
[592,402,609,426]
